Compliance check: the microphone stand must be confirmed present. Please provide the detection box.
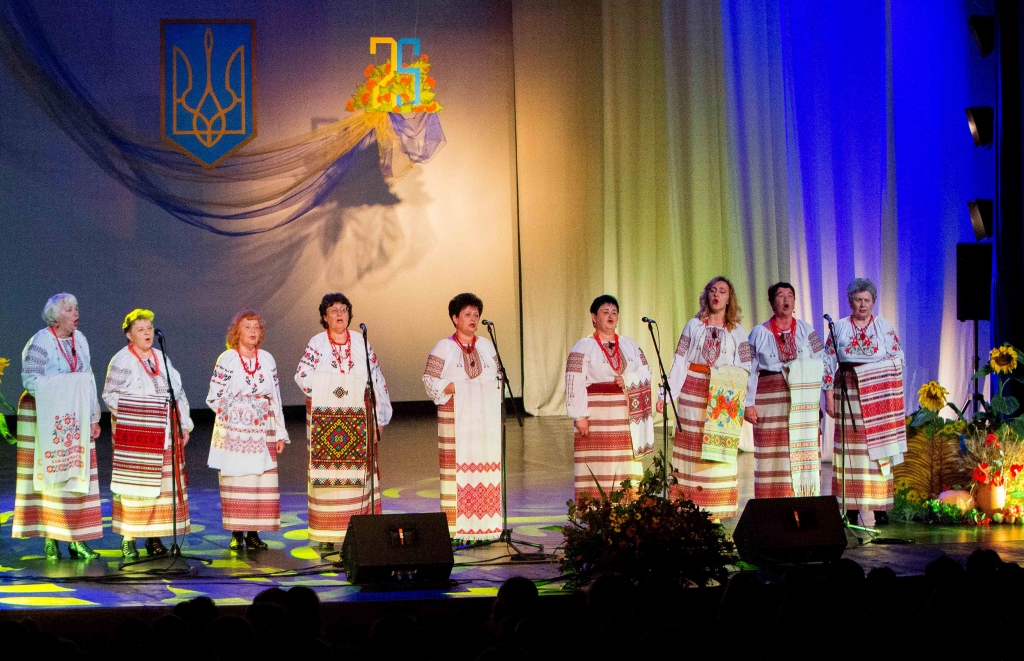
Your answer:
[825,316,876,539]
[120,331,211,573]
[462,322,544,559]
[645,319,679,498]
[361,325,381,519]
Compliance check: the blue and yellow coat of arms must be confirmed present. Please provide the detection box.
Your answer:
[161,20,256,168]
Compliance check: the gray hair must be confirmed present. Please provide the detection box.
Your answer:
[42,293,78,326]
[846,278,877,305]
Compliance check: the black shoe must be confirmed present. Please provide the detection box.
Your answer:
[874,510,890,526]
[121,538,139,559]
[245,532,269,551]
[44,538,62,560]
[317,541,335,555]
[229,531,244,551]
[145,537,168,556]
[846,510,860,526]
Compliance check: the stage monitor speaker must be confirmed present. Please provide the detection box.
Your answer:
[957,242,992,321]
[341,512,454,585]
[733,497,847,564]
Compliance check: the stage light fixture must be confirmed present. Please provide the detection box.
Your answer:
[966,106,994,146]
[968,199,993,240]
[969,14,996,57]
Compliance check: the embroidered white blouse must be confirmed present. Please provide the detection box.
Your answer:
[102,346,194,432]
[663,318,752,402]
[206,349,290,443]
[21,328,100,423]
[822,315,904,391]
[564,335,650,420]
[294,331,393,426]
[422,336,500,406]
[745,319,826,406]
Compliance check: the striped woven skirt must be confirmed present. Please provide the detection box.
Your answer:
[574,383,642,501]
[670,369,739,518]
[752,373,797,499]
[832,369,893,510]
[307,479,382,543]
[112,444,190,538]
[11,393,103,541]
[219,441,280,531]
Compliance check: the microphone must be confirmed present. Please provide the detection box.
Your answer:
[823,314,834,325]
[481,319,494,326]
[155,328,164,338]
[359,323,367,333]
[642,316,656,323]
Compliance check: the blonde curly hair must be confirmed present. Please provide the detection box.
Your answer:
[696,276,742,331]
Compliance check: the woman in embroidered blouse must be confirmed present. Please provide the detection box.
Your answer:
[206,310,289,551]
[744,282,826,499]
[823,278,905,526]
[564,295,654,501]
[657,277,752,519]
[102,309,193,559]
[294,293,393,552]
[422,293,505,541]
[12,293,103,560]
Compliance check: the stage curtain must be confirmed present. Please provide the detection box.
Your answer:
[513,0,605,415]
[721,0,981,418]
[518,0,743,415]
[518,0,978,416]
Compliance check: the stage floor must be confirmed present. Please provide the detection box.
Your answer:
[0,412,1022,611]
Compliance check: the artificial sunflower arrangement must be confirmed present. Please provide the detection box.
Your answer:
[345,54,442,114]
[917,380,949,413]
[973,343,1024,420]
[0,356,15,443]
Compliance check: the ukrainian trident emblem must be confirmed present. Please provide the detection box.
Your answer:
[161,20,257,168]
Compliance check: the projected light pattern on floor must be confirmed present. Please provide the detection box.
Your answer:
[3,415,1024,610]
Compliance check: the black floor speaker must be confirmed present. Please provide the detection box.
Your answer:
[733,497,847,564]
[341,512,454,585]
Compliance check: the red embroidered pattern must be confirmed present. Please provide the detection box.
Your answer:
[768,318,797,363]
[49,327,79,372]
[845,317,879,357]
[675,333,691,357]
[424,355,445,379]
[566,352,585,374]
[456,462,501,473]
[809,330,825,354]
[701,325,723,366]
[456,483,502,518]
[594,333,626,374]
[738,341,753,364]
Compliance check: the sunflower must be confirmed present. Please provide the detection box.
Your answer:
[917,380,948,412]
[990,345,1019,374]
[0,356,9,381]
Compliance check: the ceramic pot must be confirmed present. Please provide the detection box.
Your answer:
[974,483,1006,515]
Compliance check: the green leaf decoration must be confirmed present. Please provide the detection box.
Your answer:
[1013,417,1024,439]
[973,365,994,380]
[909,408,939,428]
[991,396,1020,416]
[0,414,15,445]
